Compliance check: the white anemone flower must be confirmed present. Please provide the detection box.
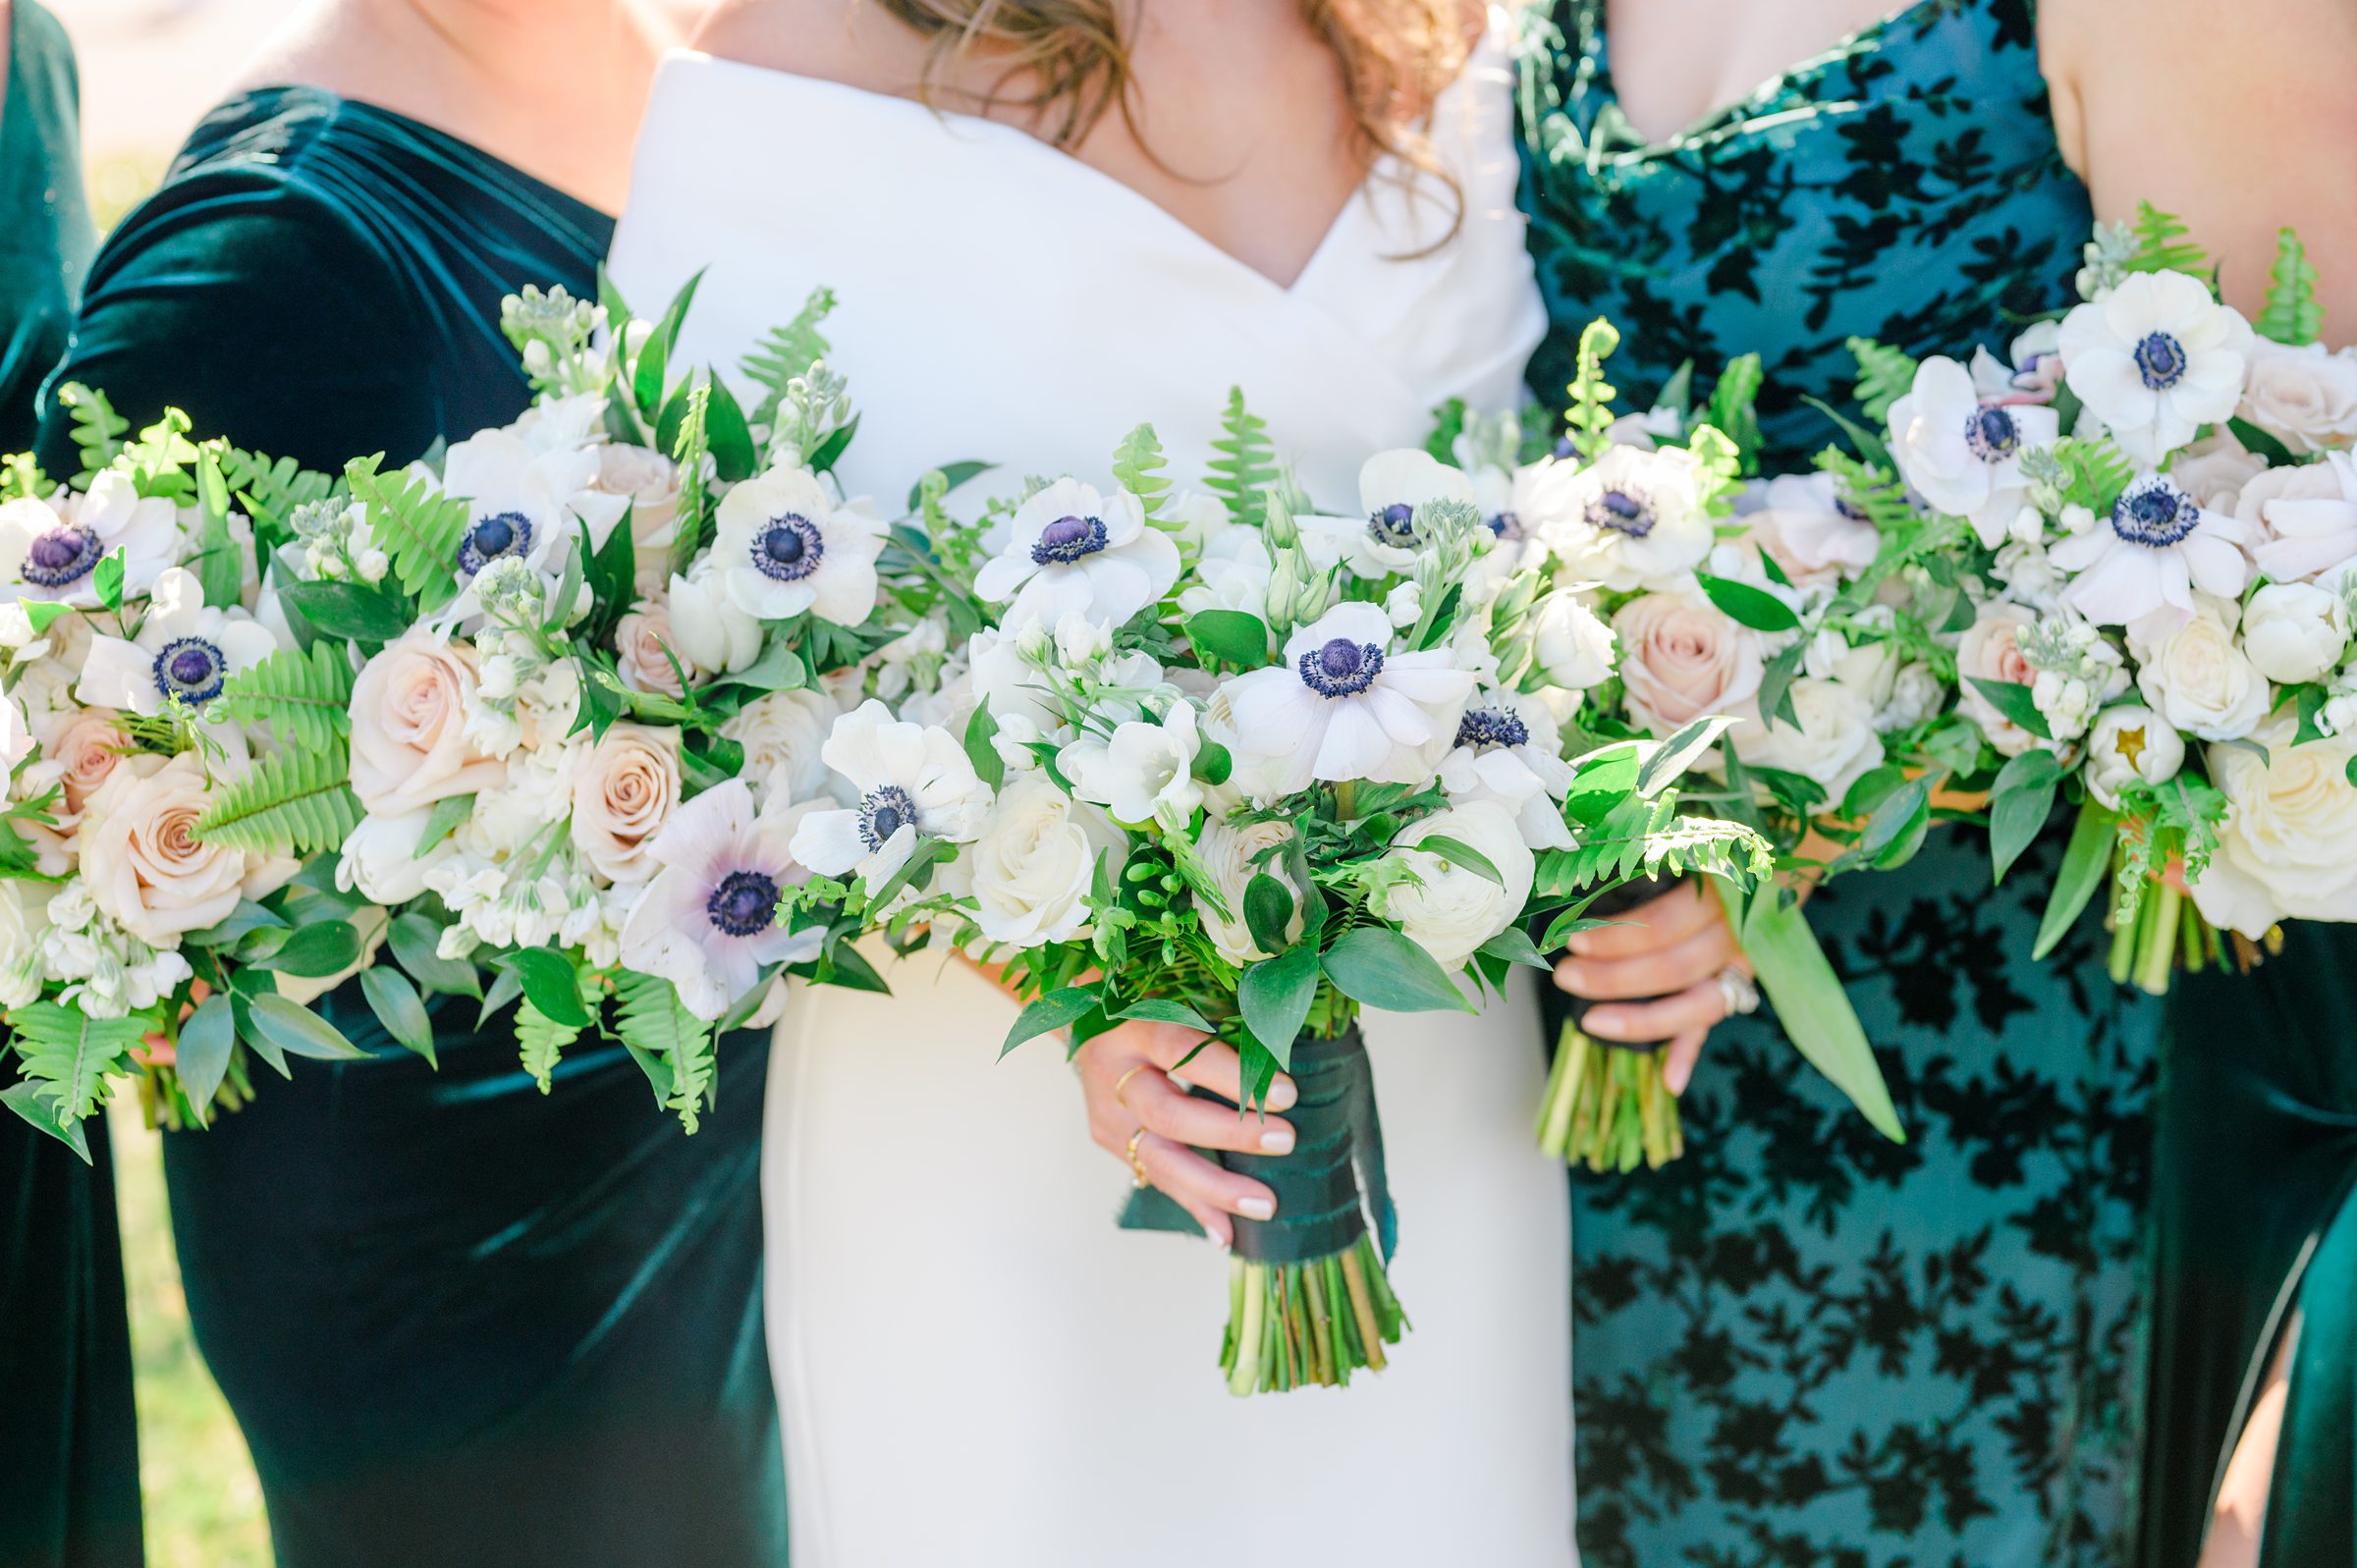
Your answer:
[435,420,628,627]
[2059,271,2253,462]
[1301,449,1482,578]
[2051,473,2250,638]
[1220,600,1475,797]
[77,567,282,717]
[711,464,888,625]
[1438,687,1577,850]
[617,780,824,1020]
[0,470,185,607]
[973,478,1178,632]
[1059,700,1204,828]
[1523,444,1715,592]
[1887,355,2059,546]
[790,699,994,889]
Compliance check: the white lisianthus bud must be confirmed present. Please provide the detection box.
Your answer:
[1052,612,1113,670]
[1385,581,1423,628]
[1531,590,1617,692]
[2240,581,2349,685]
[2083,704,2185,809]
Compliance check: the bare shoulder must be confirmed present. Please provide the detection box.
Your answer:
[690,0,930,96]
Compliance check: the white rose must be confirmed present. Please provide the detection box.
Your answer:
[665,559,765,676]
[1954,601,2045,756]
[963,772,1108,947]
[0,879,53,1008]
[1732,676,1886,800]
[2133,602,2272,741]
[350,632,510,817]
[1612,591,1764,737]
[2234,456,2357,584]
[1196,815,1302,966]
[2083,704,2185,809]
[1377,801,1535,970]
[336,810,448,906]
[2238,340,2357,457]
[721,688,838,806]
[2190,717,2357,935]
[2165,433,2268,513]
[615,601,689,697]
[80,753,291,947]
[1531,590,1617,691]
[570,724,682,884]
[2241,581,2349,685]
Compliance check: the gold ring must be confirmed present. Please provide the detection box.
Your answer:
[1124,1126,1151,1189]
[1112,1062,1150,1110]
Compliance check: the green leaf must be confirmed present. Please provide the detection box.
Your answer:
[1476,926,1553,971]
[1321,927,1470,1013]
[252,919,362,978]
[1237,945,1321,1065]
[1,1081,89,1161]
[2257,227,2325,346]
[1193,739,1233,787]
[414,792,476,858]
[1637,716,1733,797]
[633,267,704,414]
[2032,801,2120,961]
[175,997,237,1126]
[962,705,1006,792]
[1561,317,1623,461]
[1112,999,1215,1033]
[52,382,129,481]
[360,967,437,1067]
[1703,352,1764,473]
[614,970,715,1133]
[347,454,472,603]
[1001,986,1102,1057]
[1416,834,1504,888]
[906,460,994,514]
[1719,879,1903,1142]
[705,376,758,482]
[501,948,590,1029]
[1694,572,1799,632]
[389,913,482,999]
[516,1000,582,1092]
[1990,749,2063,884]
[1860,776,1932,868]
[2124,201,2209,277]
[191,449,246,613]
[93,549,125,612]
[1184,609,1272,670]
[183,898,289,949]
[247,994,370,1060]
[1967,676,2053,740]
[1562,742,1643,827]
[1243,873,1297,954]
[282,580,413,642]
[1757,642,1804,730]
[1840,762,1907,821]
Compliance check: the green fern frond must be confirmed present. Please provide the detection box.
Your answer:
[193,744,361,856]
[1703,353,1764,474]
[347,455,469,602]
[1814,450,1915,535]
[50,384,129,481]
[222,641,356,750]
[2046,436,2136,515]
[2257,228,2324,346]
[1112,423,1173,522]
[668,384,713,578]
[740,287,838,427]
[1537,798,1773,898]
[616,970,715,1134]
[516,1000,582,1092]
[1846,338,1921,426]
[219,446,334,539]
[6,1001,145,1124]
[1205,389,1280,525]
[1562,318,1622,461]
[2124,201,2210,278]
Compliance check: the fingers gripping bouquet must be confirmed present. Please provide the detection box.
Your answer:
[789,397,1772,1393]
[1875,208,2357,990]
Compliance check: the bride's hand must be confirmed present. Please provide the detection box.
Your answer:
[1076,1019,1298,1250]
[1551,882,1750,1095]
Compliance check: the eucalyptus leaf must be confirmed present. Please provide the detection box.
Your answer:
[1860,776,1931,868]
[1320,927,1470,1014]
[1990,750,2064,884]
[250,919,362,979]
[389,913,482,999]
[184,899,288,948]
[247,994,371,1061]
[175,996,238,1125]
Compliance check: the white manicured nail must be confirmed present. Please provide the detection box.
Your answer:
[1260,1127,1294,1154]
[1237,1196,1275,1221]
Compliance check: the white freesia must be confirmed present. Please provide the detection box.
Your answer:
[2083,705,2185,809]
[711,464,887,625]
[962,772,1112,947]
[2188,717,2357,936]
[1220,601,1475,797]
[2237,340,2357,457]
[2059,269,2253,461]
[0,470,184,607]
[973,479,1178,632]
[2131,599,2271,741]
[791,700,994,888]
[1887,355,2058,546]
[76,568,282,718]
[1060,701,1203,828]
[2241,581,2349,685]
[1732,676,1887,799]
[2051,474,2249,638]
[1525,444,1715,592]
[722,687,838,807]
[1376,801,1535,970]
[618,780,825,1019]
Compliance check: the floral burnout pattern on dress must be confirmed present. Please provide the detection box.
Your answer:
[1515,0,2094,470]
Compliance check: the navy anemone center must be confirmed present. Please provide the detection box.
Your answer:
[2111,479,2201,548]
[1965,406,2021,461]
[2134,331,2188,391]
[1367,502,1422,549]
[705,869,780,938]
[858,784,920,850]
[1300,636,1384,698]
[754,514,825,582]
[1455,707,1530,752]
[458,510,533,576]
[1589,487,1655,538]
[22,524,101,589]
[1032,514,1109,565]
[152,635,228,706]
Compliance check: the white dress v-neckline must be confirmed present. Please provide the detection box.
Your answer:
[609,18,1569,1566]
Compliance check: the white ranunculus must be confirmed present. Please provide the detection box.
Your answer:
[2132,599,2271,741]
[1524,444,1716,592]
[711,464,887,625]
[1612,590,1764,738]
[348,632,510,816]
[665,558,766,676]
[1887,355,2058,546]
[1955,600,2046,756]
[2235,453,2357,584]
[2051,474,2249,639]
[1377,801,1535,970]
[790,700,994,889]
[1060,701,1202,828]
[963,772,1109,948]
[336,809,447,906]
[79,753,293,947]
[721,687,838,807]
[2083,704,2185,809]
[973,478,1179,632]
[2060,269,2254,462]
[1731,676,1886,800]
[2188,717,2357,936]
[1195,815,1303,966]
[571,724,683,885]
[2238,339,2357,457]
[1744,471,1881,586]
[1530,590,1617,691]
[2241,581,2350,685]
[1220,601,1474,798]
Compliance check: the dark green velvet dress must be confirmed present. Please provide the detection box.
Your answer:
[0,6,141,1568]
[1518,5,2161,1564]
[36,89,788,1568]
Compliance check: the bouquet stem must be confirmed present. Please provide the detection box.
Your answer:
[2102,863,2235,997]
[1537,1022,1682,1171]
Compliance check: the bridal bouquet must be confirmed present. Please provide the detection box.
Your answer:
[786,399,1772,1392]
[1458,321,1912,1171]
[1874,209,2357,991]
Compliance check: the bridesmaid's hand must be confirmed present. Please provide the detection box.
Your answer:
[1550,882,1749,1096]
[1076,1019,1298,1249]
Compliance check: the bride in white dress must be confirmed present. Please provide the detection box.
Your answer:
[609,3,1569,1562]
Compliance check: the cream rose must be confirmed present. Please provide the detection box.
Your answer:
[570,724,683,884]
[1612,591,1765,738]
[962,772,1106,947]
[1196,815,1303,966]
[592,444,685,596]
[2241,581,2349,685]
[350,632,509,816]
[2165,434,2268,513]
[2235,455,2357,583]
[79,753,292,947]
[1954,601,2045,756]
[2132,602,2271,741]
[2237,340,2357,457]
[2190,717,2357,936]
[2083,704,2185,810]
[721,688,839,806]
[615,601,689,698]
[1731,676,1887,800]
[1378,802,1535,970]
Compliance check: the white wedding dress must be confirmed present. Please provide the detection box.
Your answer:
[610,22,1569,1566]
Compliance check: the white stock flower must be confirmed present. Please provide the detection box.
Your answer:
[1887,355,2057,546]
[2241,581,2350,685]
[1060,701,1203,828]
[2188,717,2357,936]
[2235,453,2357,584]
[1220,601,1475,797]
[2051,474,2249,638]
[791,700,993,889]
[1439,688,1577,850]
[2060,270,2253,461]
[2132,599,2271,741]
[1376,801,1535,970]
[973,479,1178,632]
[712,464,887,625]
[721,687,838,806]
[2237,340,2357,457]
[1732,676,1886,800]
[618,780,824,1019]
[962,772,1112,947]
[0,471,184,607]
[1526,444,1715,592]
[2083,704,2185,810]
[76,567,281,718]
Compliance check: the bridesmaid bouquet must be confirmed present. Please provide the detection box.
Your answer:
[1871,209,2357,992]
[788,400,1772,1392]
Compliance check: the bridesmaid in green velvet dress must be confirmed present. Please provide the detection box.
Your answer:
[1517,1,2357,1563]
[32,5,789,1565]
[0,8,142,1567]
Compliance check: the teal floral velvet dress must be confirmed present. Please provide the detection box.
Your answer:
[1518,4,2160,1564]
[36,90,787,1568]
